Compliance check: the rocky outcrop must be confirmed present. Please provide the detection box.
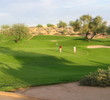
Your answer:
[29,26,74,35]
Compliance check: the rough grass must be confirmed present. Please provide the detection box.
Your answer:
[0,35,110,91]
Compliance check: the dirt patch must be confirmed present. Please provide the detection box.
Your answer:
[0,91,41,100]
[87,45,110,48]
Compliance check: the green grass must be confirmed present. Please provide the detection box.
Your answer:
[0,35,110,91]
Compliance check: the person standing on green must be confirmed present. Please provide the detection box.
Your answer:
[73,46,76,54]
[59,46,62,52]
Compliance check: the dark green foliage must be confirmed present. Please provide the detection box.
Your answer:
[107,26,110,35]
[69,19,82,32]
[80,67,110,87]
[80,14,92,24]
[89,16,107,34]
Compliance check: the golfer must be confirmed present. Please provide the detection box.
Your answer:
[59,46,62,52]
[73,46,76,54]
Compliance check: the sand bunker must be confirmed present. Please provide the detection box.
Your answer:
[87,45,110,48]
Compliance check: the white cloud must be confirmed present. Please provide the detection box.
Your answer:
[41,0,53,6]
[8,2,37,11]
[40,0,57,8]
[0,0,110,26]
[61,0,102,9]
[107,20,110,26]
[0,13,10,17]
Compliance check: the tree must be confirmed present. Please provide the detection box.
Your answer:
[69,19,82,32]
[86,16,107,40]
[1,25,10,35]
[80,14,92,25]
[10,24,29,43]
[79,15,108,40]
[57,21,67,28]
[106,26,110,35]
[91,16,107,34]
[80,14,92,34]
[1,24,10,29]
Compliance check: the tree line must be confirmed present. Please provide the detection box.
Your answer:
[0,14,110,43]
[37,14,110,40]
[57,15,110,40]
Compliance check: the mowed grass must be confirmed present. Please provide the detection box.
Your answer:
[0,35,110,91]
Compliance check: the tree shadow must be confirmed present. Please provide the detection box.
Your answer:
[0,47,108,91]
[48,49,72,54]
[91,39,110,42]
[72,37,86,41]
[89,60,110,67]
[0,47,75,90]
[73,37,110,46]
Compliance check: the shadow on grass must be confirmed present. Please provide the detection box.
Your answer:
[73,37,110,46]
[48,49,72,54]
[89,60,110,67]
[73,37,86,41]
[0,47,109,91]
[91,39,110,42]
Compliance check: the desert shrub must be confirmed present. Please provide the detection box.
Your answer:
[80,67,110,87]
[47,24,54,27]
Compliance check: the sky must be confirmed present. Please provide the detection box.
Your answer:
[0,0,110,26]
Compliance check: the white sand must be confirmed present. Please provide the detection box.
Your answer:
[87,45,110,48]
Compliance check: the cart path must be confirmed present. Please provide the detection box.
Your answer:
[16,82,110,100]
